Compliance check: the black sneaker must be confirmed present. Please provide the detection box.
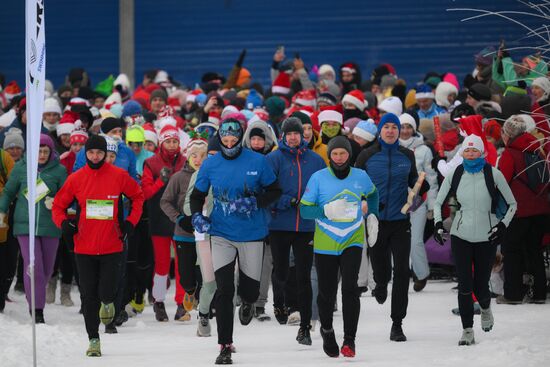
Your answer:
[372,285,388,304]
[114,309,129,326]
[320,328,339,357]
[34,309,45,324]
[413,278,427,292]
[390,323,407,342]
[238,302,254,326]
[296,324,312,345]
[273,306,288,325]
[153,302,169,322]
[105,321,118,334]
[215,344,233,365]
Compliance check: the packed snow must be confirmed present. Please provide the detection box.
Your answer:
[1,281,549,367]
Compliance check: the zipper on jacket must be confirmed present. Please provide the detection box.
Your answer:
[295,153,302,232]
[384,149,392,221]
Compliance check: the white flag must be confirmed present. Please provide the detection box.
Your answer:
[25,0,46,266]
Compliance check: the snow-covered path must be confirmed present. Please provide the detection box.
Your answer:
[1,281,549,367]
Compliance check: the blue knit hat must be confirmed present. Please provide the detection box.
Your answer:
[378,113,401,133]
[122,100,142,118]
[246,89,263,110]
[352,119,378,142]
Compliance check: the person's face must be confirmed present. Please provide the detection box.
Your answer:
[417,98,433,111]
[303,124,313,142]
[380,122,399,144]
[532,85,544,100]
[285,131,301,148]
[60,134,71,148]
[129,142,143,155]
[324,121,340,129]
[353,135,368,147]
[70,142,85,153]
[465,95,478,108]
[150,97,166,113]
[341,71,353,83]
[60,90,72,100]
[142,75,152,87]
[210,104,222,115]
[6,147,23,161]
[501,132,510,146]
[144,141,156,152]
[107,128,123,139]
[330,148,349,166]
[185,101,195,112]
[221,135,239,148]
[86,149,106,164]
[400,124,414,140]
[162,138,179,152]
[317,100,331,108]
[342,101,357,110]
[38,146,51,165]
[190,151,206,169]
[21,111,27,125]
[43,112,60,124]
[106,151,117,164]
[94,96,105,109]
[250,136,266,151]
[463,148,482,160]
[447,93,457,105]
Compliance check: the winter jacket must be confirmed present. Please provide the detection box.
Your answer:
[159,163,195,242]
[492,56,548,89]
[142,150,186,236]
[434,165,517,243]
[497,133,550,218]
[308,130,329,165]
[266,140,326,232]
[531,101,550,138]
[0,156,67,237]
[135,149,155,177]
[60,150,76,175]
[242,120,278,154]
[0,149,15,192]
[355,140,428,221]
[74,140,138,181]
[417,103,446,120]
[52,162,144,255]
[399,133,439,210]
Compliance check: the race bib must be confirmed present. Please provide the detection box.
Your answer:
[338,201,358,221]
[86,200,114,220]
[23,178,50,204]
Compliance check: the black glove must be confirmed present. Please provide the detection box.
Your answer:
[290,198,299,208]
[159,167,172,184]
[434,221,445,246]
[488,222,506,245]
[121,220,134,242]
[61,220,78,250]
[177,215,194,233]
[236,49,247,67]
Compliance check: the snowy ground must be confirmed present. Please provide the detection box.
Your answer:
[1,280,549,367]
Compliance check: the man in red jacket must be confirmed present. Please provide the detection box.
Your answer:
[52,135,144,357]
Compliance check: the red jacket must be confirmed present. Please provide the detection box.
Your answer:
[498,133,550,218]
[531,101,550,138]
[52,163,144,255]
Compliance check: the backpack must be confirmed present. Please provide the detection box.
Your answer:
[445,163,508,220]
[518,150,550,193]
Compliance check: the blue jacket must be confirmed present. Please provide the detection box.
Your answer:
[266,140,326,232]
[417,103,445,120]
[74,140,138,181]
[355,140,427,221]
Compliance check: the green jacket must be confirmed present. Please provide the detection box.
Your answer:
[492,56,548,89]
[434,165,517,243]
[0,156,67,237]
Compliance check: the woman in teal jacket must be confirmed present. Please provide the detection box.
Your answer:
[434,134,516,346]
[0,134,67,323]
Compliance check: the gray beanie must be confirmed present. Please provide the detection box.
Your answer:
[3,128,25,150]
[281,117,304,135]
[327,135,352,157]
[502,115,527,139]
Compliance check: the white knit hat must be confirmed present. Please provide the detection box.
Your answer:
[43,98,62,115]
[378,96,403,116]
[318,110,343,125]
[399,113,417,132]
[461,134,484,155]
[435,81,458,108]
[532,77,550,101]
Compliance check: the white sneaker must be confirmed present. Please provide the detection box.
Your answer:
[458,328,475,346]
[287,311,301,326]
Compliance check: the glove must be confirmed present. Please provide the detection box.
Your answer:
[434,221,445,246]
[366,214,379,247]
[121,220,134,242]
[159,167,172,184]
[61,219,78,249]
[323,198,349,221]
[0,212,6,228]
[177,215,194,233]
[228,197,258,215]
[44,196,54,210]
[488,222,506,245]
[192,212,211,234]
[290,198,299,208]
[236,49,247,67]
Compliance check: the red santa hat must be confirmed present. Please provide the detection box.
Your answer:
[143,123,158,146]
[272,72,291,95]
[155,116,177,130]
[57,111,79,136]
[318,110,343,125]
[340,63,357,74]
[70,129,89,145]
[208,111,221,125]
[159,125,180,144]
[293,90,317,108]
[342,90,366,110]
[186,89,202,103]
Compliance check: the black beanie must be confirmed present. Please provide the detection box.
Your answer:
[249,127,266,140]
[327,135,352,157]
[290,111,312,126]
[101,117,122,134]
[281,117,304,135]
[85,135,107,153]
[468,83,491,102]
[150,89,168,103]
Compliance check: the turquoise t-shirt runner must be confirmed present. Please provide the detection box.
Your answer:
[300,167,376,255]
